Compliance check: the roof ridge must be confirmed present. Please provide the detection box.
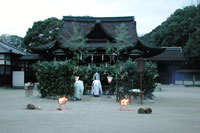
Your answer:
[63,16,134,22]
[31,40,57,50]
[138,39,163,49]
[162,47,183,51]
[162,46,182,48]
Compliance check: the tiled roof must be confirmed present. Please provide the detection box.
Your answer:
[148,47,187,61]
[32,16,138,50]
[32,40,57,51]
[0,41,29,55]
[31,16,165,59]
[19,54,43,60]
[59,16,138,44]
[132,40,165,58]
[176,69,200,73]
[0,43,10,53]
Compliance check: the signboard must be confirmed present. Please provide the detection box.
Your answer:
[136,58,145,72]
[12,71,24,88]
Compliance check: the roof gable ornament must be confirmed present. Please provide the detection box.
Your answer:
[85,23,115,43]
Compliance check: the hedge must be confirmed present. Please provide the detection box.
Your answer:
[34,60,158,99]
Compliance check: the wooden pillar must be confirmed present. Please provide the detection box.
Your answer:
[182,74,184,85]
[193,75,195,86]
[140,72,143,105]
[136,58,145,105]
[3,54,6,86]
[171,65,175,84]
[10,55,13,88]
[115,74,119,102]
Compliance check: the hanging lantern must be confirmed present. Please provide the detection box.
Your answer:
[107,76,113,83]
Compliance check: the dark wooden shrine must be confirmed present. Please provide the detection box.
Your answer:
[31,16,164,64]
[1,16,190,87]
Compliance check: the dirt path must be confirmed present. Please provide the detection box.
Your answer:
[0,85,200,133]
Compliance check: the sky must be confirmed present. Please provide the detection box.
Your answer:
[0,0,194,37]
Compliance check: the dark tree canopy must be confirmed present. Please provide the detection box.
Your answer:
[0,34,27,51]
[184,29,200,60]
[23,17,61,48]
[141,5,200,65]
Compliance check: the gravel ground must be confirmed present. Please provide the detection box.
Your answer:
[0,85,200,133]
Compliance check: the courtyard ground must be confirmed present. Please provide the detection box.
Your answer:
[0,85,200,133]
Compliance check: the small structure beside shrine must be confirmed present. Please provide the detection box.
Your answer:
[0,41,38,87]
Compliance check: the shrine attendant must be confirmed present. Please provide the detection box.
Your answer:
[74,76,84,100]
[91,80,102,97]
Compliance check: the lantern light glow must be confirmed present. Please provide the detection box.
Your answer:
[119,98,130,111]
[120,98,129,106]
[57,96,68,111]
[58,96,68,105]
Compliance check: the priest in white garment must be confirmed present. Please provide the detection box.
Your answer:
[74,76,84,100]
[91,73,102,97]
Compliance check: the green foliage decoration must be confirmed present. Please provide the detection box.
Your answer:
[115,23,131,43]
[118,60,158,98]
[104,23,132,63]
[60,22,90,64]
[34,60,158,98]
[69,22,86,43]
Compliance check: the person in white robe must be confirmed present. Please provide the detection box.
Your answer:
[91,80,102,97]
[74,76,84,100]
